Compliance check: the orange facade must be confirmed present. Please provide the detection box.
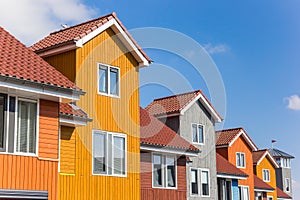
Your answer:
[217,136,255,200]
[0,99,59,200]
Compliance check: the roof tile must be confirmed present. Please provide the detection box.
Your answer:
[0,26,79,91]
[140,107,198,152]
[215,128,242,146]
[254,175,274,191]
[277,187,292,199]
[216,153,248,177]
[60,103,88,118]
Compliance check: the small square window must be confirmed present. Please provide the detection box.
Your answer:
[98,64,120,97]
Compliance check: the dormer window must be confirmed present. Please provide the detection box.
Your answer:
[98,63,120,97]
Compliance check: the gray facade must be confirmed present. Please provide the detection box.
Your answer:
[276,167,293,196]
[159,100,218,199]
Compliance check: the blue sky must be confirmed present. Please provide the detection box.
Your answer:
[0,0,299,197]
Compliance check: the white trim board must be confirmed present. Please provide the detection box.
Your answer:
[140,145,199,157]
[228,129,258,151]
[255,151,280,168]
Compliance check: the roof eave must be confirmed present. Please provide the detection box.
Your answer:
[216,173,248,180]
[59,114,92,127]
[0,75,84,101]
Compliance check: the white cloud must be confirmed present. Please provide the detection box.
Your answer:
[285,95,300,110]
[203,43,230,55]
[0,0,97,46]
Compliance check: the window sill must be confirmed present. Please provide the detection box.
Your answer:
[92,173,127,178]
[152,186,178,190]
[97,92,120,99]
[0,152,38,157]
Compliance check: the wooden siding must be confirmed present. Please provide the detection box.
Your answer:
[254,156,277,200]
[0,99,59,200]
[39,100,59,159]
[60,126,76,174]
[44,50,76,82]
[51,28,142,199]
[140,152,186,200]
[228,136,255,200]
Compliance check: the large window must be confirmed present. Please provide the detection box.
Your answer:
[192,124,204,144]
[239,186,250,200]
[262,169,270,182]
[218,179,232,200]
[236,152,245,168]
[98,64,120,97]
[0,94,38,155]
[92,130,126,176]
[190,168,210,197]
[152,154,176,188]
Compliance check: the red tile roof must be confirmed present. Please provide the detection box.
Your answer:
[254,175,274,191]
[140,107,199,152]
[0,26,80,91]
[277,187,292,199]
[215,127,242,146]
[253,150,267,164]
[216,153,248,178]
[215,127,258,150]
[30,12,151,62]
[60,103,88,118]
[145,90,222,120]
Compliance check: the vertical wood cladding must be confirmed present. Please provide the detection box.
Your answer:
[60,126,76,174]
[140,152,187,200]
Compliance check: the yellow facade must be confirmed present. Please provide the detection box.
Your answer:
[45,28,141,200]
[254,156,277,200]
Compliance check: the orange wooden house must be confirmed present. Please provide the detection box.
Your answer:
[253,149,279,200]
[31,13,151,200]
[216,127,258,200]
[0,27,83,199]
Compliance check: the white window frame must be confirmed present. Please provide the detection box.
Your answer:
[0,94,39,157]
[239,185,250,200]
[219,179,233,200]
[236,152,246,168]
[151,153,177,189]
[92,130,127,177]
[97,63,120,98]
[191,123,205,145]
[190,168,210,197]
[262,169,270,182]
[281,158,291,168]
[285,178,290,192]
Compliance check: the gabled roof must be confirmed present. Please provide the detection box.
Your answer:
[216,153,248,179]
[30,12,151,67]
[140,107,199,155]
[0,26,83,99]
[215,127,258,151]
[269,148,295,159]
[145,90,222,122]
[277,187,292,199]
[60,103,92,126]
[254,175,274,192]
[253,149,279,168]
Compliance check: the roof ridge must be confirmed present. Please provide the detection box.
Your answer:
[50,12,116,35]
[216,127,243,133]
[153,89,201,101]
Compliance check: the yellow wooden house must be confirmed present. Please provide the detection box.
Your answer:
[253,149,279,200]
[31,12,151,200]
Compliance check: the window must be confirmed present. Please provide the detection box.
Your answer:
[236,152,245,168]
[267,196,273,200]
[152,154,176,188]
[285,178,290,192]
[201,170,209,196]
[255,192,263,200]
[92,130,126,176]
[262,169,270,182]
[190,168,210,197]
[218,179,232,200]
[0,94,38,155]
[239,186,249,200]
[191,169,198,195]
[16,100,37,154]
[192,124,204,144]
[98,64,120,96]
[276,158,281,166]
[281,158,291,168]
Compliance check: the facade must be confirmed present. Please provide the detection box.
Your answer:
[32,13,151,200]
[216,128,258,200]
[0,26,83,199]
[216,153,248,200]
[146,90,223,199]
[253,150,279,200]
[140,108,199,200]
[269,148,294,197]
